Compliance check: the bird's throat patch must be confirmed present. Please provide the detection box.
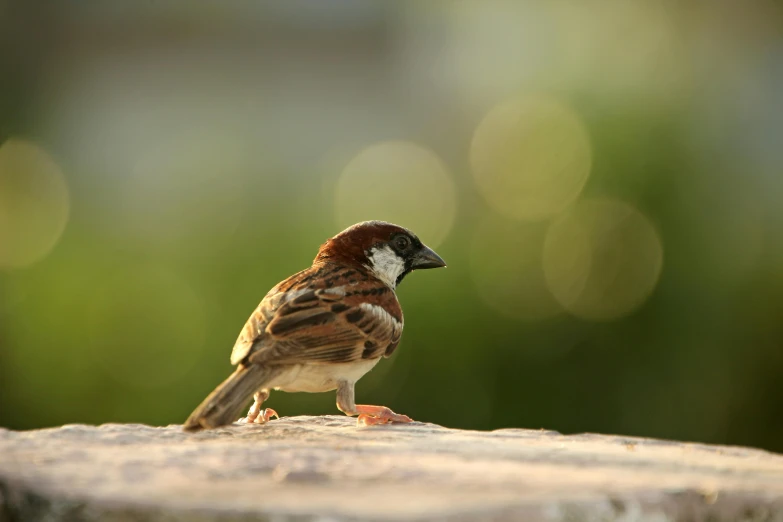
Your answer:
[366,246,405,289]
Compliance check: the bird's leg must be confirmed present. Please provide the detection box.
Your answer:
[336,381,413,426]
[239,389,278,424]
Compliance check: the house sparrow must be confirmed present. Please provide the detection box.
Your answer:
[183,221,446,431]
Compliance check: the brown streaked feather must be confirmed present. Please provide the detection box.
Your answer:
[268,309,335,335]
[231,263,403,367]
[384,338,402,357]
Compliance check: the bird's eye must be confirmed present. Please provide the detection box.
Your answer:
[394,235,411,251]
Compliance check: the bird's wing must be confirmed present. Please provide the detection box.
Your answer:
[230,265,403,366]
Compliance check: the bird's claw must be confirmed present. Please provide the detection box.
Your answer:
[239,408,279,425]
[355,405,413,427]
[259,408,279,423]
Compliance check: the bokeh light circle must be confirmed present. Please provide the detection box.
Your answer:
[543,199,663,321]
[0,139,70,269]
[470,216,563,321]
[470,95,592,222]
[88,268,207,389]
[335,141,456,247]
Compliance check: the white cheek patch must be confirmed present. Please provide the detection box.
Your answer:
[366,246,406,289]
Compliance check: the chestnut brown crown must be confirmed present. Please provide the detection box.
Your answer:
[314,221,446,287]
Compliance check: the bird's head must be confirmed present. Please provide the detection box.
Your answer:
[314,221,446,288]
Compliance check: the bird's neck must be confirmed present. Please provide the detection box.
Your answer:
[365,245,407,290]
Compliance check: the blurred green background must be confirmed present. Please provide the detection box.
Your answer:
[1,1,782,453]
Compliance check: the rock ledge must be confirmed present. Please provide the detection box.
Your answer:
[1,416,782,521]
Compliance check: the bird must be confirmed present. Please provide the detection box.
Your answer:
[183,220,446,431]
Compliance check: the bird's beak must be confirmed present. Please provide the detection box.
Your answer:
[412,245,447,269]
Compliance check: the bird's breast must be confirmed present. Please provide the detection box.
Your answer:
[269,358,382,393]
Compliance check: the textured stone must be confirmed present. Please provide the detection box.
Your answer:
[1,416,782,521]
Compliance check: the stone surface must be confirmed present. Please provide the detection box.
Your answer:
[1,416,782,521]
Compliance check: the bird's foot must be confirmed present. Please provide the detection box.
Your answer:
[255,408,279,423]
[239,390,276,424]
[354,405,412,426]
[239,408,279,425]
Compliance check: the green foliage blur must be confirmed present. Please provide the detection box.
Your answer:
[1,2,782,453]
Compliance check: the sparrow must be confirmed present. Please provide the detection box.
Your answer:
[183,220,446,431]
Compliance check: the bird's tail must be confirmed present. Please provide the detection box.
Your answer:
[183,364,275,432]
